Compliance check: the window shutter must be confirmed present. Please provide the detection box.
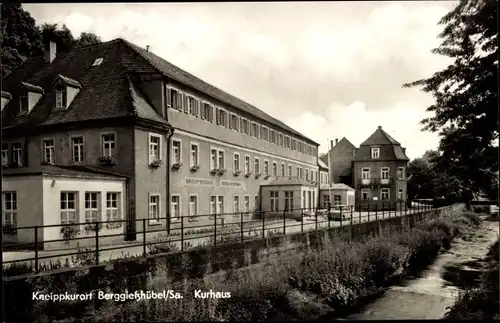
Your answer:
[229,114,233,129]
[183,94,189,113]
[166,87,172,108]
[209,105,214,122]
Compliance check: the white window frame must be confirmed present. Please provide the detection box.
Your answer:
[210,148,217,170]
[217,195,224,215]
[278,133,283,146]
[251,122,259,138]
[166,86,181,111]
[288,164,292,177]
[149,133,162,164]
[188,194,198,220]
[291,139,296,150]
[190,142,199,167]
[371,147,380,159]
[233,195,240,215]
[84,192,100,223]
[233,152,240,172]
[333,195,342,206]
[254,157,260,175]
[101,132,116,158]
[285,135,290,148]
[170,194,181,222]
[2,192,17,227]
[380,188,390,201]
[245,155,251,174]
[42,138,55,164]
[361,189,371,201]
[244,196,250,215]
[60,192,77,225]
[149,193,161,224]
[284,191,293,211]
[398,189,404,200]
[397,167,405,180]
[270,191,279,212]
[210,195,217,218]
[71,136,84,164]
[272,161,277,176]
[264,159,269,176]
[322,193,330,208]
[217,149,225,170]
[172,139,182,164]
[1,144,9,166]
[106,192,121,228]
[306,169,309,181]
[381,167,390,179]
[280,163,285,177]
[361,168,370,179]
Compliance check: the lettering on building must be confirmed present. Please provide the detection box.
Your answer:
[185,178,215,186]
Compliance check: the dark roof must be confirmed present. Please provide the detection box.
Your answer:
[339,168,352,177]
[1,39,169,132]
[2,164,128,179]
[121,39,318,146]
[54,74,82,89]
[22,82,44,94]
[360,126,400,146]
[317,159,329,170]
[263,177,316,187]
[1,91,12,99]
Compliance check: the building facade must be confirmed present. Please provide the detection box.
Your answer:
[1,38,320,246]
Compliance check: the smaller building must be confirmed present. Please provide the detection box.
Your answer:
[260,178,318,218]
[319,183,355,209]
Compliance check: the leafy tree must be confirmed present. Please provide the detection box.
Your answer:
[75,32,102,48]
[0,3,43,76]
[403,0,498,200]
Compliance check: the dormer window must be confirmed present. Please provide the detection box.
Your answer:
[371,147,380,159]
[1,91,11,111]
[19,93,29,114]
[18,82,44,115]
[55,85,67,109]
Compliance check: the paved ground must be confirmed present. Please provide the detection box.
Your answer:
[3,205,432,271]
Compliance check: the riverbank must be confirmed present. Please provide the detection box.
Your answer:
[444,233,499,320]
[78,208,480,322]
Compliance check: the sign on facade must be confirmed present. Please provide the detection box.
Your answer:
[184,177,245,189]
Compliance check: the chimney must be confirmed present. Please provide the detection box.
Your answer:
[330,140,334,149]
[377,125,382,130]
[402,147,406,153]
[45,41,57,63]
[335,138,339,145]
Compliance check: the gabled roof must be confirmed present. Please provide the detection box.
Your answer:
[53,74,82,89]
[317,159,329,170]
[263,177,317,187]
[1,91,12,99]
[320,137,357,164]
[21,82,44,94]
[360,126,400,146]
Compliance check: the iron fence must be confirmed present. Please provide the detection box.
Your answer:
[2,200,441,274]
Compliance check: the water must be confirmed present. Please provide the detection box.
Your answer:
[345,217,499,320]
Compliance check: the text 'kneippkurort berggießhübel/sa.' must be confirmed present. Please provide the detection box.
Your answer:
[32,289,231,302]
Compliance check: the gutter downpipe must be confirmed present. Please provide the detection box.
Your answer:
[166,126,174,235]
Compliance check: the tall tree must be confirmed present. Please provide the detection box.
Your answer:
[75,32,102,48]
[0,3,43,76]
[403,0,498,199]
[40,23,76,52]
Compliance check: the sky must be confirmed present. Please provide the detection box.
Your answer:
[24,2,458,160]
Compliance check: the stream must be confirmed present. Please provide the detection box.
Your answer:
[344,216,499,320]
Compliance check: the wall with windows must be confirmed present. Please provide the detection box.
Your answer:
[41,176,126,244]
[2,176,43,244]
[169,131,320,227]
[319,189,355,208]
[261,185,318,218]
[165,80,318,166]
[353,160,407,206]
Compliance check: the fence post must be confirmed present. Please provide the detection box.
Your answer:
[214,213,217,247]
[367,204,370,222]
[350,207,353,225]
[315,208,318,231]
[301,208,304,232]
[382,203,385,219]
[93,221,99,264]
[240,212,244,242]
[142,218,146,256]
[34,226,39,273]
[340,207,343,226]
[181,215,184,251]
[262,211,266,239]
[400,200,403,217]
[359,206,361,223]
[283,209,286,235]
[375,203,378,222]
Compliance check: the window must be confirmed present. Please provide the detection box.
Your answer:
[255,195,259,210]
[189,195,198,219]
[296,166,300,178]
[217,196,224,214]
[149,134,162,163]
[288,164,292,177]
[188,96,198,116]
[106,192,121,227]
[19,93,29,114]
[397,167,405,180]
[398,189,404,200]
[278,133,283,146]
[55,85,67,109]
[371,147,380,159]
[284,191,293,211]
[233,196,240,213]
[285,136,290,148]
[244,196,250,214]
[322,193,330,208]
[270,191,279,212]
[218,150,225,169]
[361,168,370,179]
[299,167,303,179]
[291,139,296,150]
[302,191,306,209]
[102,133,116,157]
[201,102,214,122]
[233,153,240,172]
[230,114,240,130]
[210,149,217,170]
[272,161,277,176]
[270,130,276,144]
[333,195,342,206]
[241,119,250,135]
[172,140,182,164]
[149,194,161,222]
[12,142,22,166]
[254,157,260,174]
[216,108,228,126]
[61,192,77,224]
[167,87,181,111]
[245,155,251,174]
[381,167,389,179]
[84,192,100,223]
[190,143,199,167]
[1,144,8,166]
[2,192,17,227]
[381,188,390,201]
[182,93,188,113]
[261,126,269,141]
[264,160,269,176]
[171,195,180,222]
[92,57,103,66]
[71,136,84,163]
[252,122,259,138]
[361,189,371,201]
[280,163,285,177]
[42,139,55,164]
[210,196,217,216]
[209,148,224,170]
[306,169,309,181]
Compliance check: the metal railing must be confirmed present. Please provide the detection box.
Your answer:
[2,200,441,274]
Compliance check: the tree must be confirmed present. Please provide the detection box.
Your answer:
[0,3,43,76]
[75,32,102,48]
[40,23,76,52]
[403,0,498,199]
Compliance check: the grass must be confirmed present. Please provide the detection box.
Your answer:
[444,239,499,320]
[63,209,481,322]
